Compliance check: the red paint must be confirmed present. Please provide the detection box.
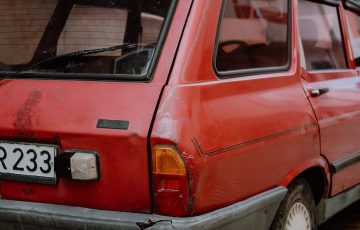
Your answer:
[0,0,192,213]
[152,0,322,215]
[1,0,360,219]
[300,2,360,196]
[152,0,358,216]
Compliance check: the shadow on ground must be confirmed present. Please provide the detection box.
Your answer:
[319,201,360,230]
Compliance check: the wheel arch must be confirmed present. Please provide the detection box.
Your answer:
[280,157,331,205]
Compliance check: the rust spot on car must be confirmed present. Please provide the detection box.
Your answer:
[128,132,141,145]
[13,90,42,137]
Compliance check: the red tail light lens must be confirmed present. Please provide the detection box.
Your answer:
[152,146,188,216]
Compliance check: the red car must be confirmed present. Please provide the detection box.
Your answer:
[1,0,360,229]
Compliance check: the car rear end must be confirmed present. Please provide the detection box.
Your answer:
[0,0,193,228]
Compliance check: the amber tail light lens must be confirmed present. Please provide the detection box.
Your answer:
[152,146,188,217]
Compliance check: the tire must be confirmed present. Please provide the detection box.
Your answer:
[270,178,317,230]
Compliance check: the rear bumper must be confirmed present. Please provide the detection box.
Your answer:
[0,186,287,230]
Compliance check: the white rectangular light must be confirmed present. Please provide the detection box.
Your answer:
[70,152,99,180]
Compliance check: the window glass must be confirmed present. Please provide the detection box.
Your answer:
[215,0,289,73]
[345,10,360,67]
[0,0,58,66]
[0,0,172,78]
[298,0,347,71]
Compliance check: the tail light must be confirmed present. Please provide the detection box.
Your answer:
[152,145,188,217]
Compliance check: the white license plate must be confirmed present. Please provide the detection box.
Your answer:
[0,141,58,184]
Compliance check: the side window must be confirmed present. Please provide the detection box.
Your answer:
[298,0,347,71]
[345,10,360,67]
[215,0,289,74]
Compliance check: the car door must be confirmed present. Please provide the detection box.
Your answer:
[298,0,360,196]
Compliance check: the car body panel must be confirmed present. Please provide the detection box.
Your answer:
[299,2,360,196]
[151,0,321,215]
[0,0,192,212]
[2,0,360,227]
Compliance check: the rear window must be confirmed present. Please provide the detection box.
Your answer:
[0,0,174,80]
[214,0,290,76]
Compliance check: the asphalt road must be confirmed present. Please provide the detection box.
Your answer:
[319,201,360,230]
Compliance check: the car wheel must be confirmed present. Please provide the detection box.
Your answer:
[271,178,316,230]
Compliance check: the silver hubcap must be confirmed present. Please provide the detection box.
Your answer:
[285,201,311,230]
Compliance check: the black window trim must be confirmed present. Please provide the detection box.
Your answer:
[0,0,178,83]
[343,0,360,16]
[301,0,349,73]
[343,8,360,69]
[309,0,340,6]
[213,0,292,79]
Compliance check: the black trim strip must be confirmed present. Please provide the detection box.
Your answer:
[192,123,318,157]
[343,0,360,15]
[308,0,340,6]
[96,119,129,130]
[331,151,360,173]
[0,173,57,185]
